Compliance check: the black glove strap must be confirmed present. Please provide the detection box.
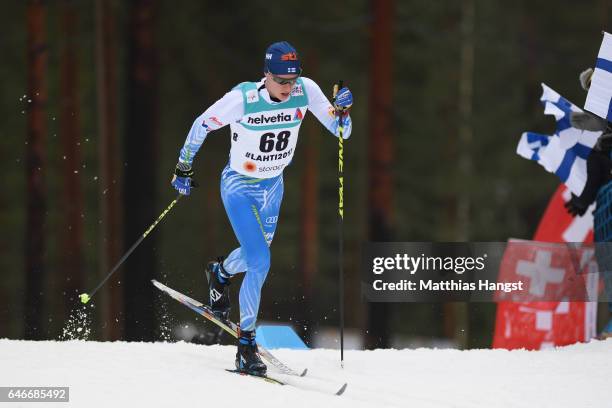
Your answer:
[175,162,193,178]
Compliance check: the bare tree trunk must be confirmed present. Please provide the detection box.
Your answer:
[95,0,123,341]
[24,0,48,340]
[599,0,608,27]
[124,0,159,341]
[366,0,395,349]
[457,0,474,243]
[59,0,84,324]
[447,0,475,350]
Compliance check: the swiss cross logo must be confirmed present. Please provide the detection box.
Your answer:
[281,52,297,61]
[493,239,599,350]
[496,240,595,302]
[493,186,598,350]
[516,251,565,296]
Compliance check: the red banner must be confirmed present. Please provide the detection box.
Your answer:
[493,185,597,350]
[533,185,594,243]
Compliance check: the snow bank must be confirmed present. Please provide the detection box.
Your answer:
[0,338,610,407]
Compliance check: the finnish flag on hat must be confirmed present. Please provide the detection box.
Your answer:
[585,31,612,121]
[264,41,301,75]
[517,83,601,195]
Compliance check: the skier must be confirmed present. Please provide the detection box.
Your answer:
[565,67,612,338]
[170,41,353,374]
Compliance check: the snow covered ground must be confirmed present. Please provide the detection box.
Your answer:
[1,338,610,408]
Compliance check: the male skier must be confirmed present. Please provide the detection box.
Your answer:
[171,41,353,374]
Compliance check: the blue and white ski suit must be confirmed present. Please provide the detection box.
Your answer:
[178,77,352,331]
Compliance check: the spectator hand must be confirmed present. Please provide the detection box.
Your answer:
[564,194,588,217]
[579,68,593,91]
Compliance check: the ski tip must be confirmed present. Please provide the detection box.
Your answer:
[335,383,348,396]
[300,368,308,377]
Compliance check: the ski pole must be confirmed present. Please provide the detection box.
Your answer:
[333,81,345,367]
[79,194,183,304]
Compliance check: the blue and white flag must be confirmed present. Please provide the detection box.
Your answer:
[517,83,601,196]
[585,31,612,121]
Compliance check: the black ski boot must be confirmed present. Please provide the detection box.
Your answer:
[204,258,231,342]
[235,330,267,376]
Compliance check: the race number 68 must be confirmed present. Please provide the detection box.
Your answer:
[259,131,290,153]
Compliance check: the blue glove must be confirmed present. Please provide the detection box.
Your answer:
[171,162,194,195]
[334,87,353,110]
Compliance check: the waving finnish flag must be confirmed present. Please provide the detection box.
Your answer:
[585,31,612,121]
[517,84,601,196]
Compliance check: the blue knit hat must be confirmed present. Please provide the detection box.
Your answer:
[263,41,301,75]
